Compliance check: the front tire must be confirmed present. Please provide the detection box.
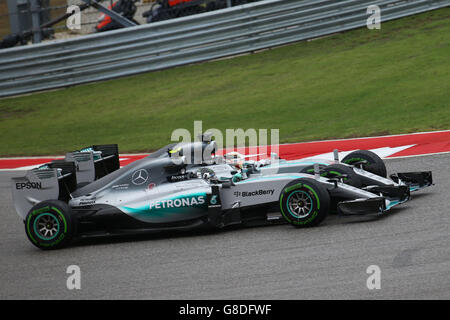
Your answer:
[279,178,330,227]
[25,200,76,250]
[321,163,362,188]
[342,150,387,178]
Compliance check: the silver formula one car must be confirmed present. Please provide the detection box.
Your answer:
[12,135,433,250]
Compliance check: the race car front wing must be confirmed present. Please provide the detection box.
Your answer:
[390,171,433,192]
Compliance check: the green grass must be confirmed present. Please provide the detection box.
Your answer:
[1,8,449,156]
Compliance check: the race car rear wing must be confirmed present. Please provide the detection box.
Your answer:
[12,144,119,220]
[90,144,120,179]
[12,161,77,220]
[65,151,95,185]
[68,144,120,184]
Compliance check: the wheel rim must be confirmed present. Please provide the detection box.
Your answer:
[33,213,60,240]
[287,191,313,219]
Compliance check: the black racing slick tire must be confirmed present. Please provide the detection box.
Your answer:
[279,178,330,228]
[25,200,76,250]
[321,163,362,188]
[342,150,387,178]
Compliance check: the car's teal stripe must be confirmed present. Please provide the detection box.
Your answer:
[386,200,400,210]
[120,192,207,214]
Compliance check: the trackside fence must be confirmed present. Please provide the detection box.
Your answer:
[0,0,448,97]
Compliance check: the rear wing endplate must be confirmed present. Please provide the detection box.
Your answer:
[68,144,120,183]
[11,161,76,220]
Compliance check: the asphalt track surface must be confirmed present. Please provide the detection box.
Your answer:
[0,154,449,299]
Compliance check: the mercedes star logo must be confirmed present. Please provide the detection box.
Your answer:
[131,169,149,185]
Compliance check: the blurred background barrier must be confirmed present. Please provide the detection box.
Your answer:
[0,0,448,97]
[1,0,119,41]
[0,0,258,44]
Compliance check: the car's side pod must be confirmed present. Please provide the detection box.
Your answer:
[11,161,77,220]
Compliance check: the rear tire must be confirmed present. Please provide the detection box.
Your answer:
[279,178,330,227]
[25,200,76,250]
[342,150,387,178]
